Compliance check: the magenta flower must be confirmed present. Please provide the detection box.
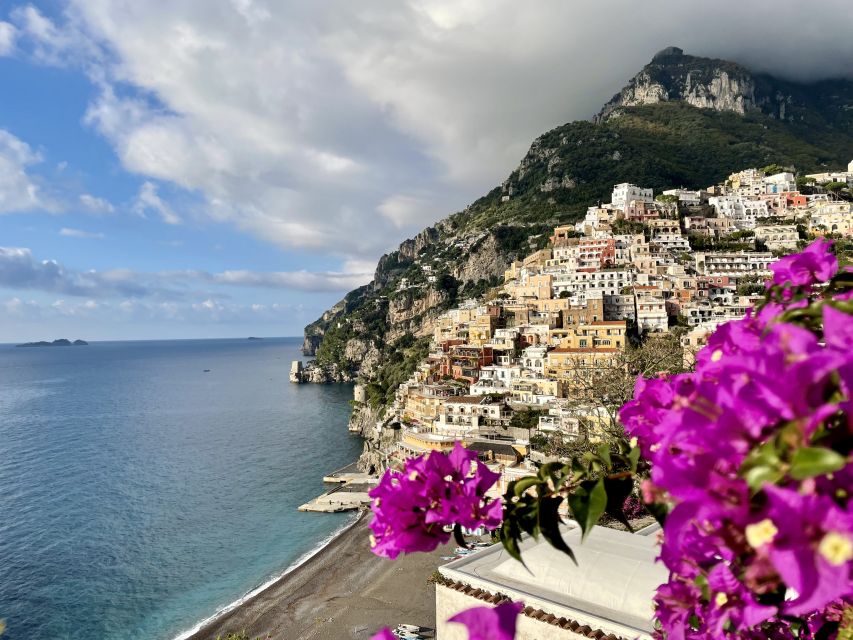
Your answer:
[654,579,701,640]
[369,629,397,640]
[622,241,852,639]
[447,601,523,640]
[368,442,502,559]
[705,564,777,634]
[761,486,853,616]
[769,238,837,289]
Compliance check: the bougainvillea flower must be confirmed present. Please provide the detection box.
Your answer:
[769,238,837,288]
[622,242,852,639]
[706,564,777,634]
[447,601,523,640]
[368,442,502,559]
[761,485,853,615]
[369,629,396,640]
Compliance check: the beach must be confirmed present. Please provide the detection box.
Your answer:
[186,513,456,640]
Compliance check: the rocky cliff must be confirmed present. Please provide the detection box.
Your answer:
[302,47,853,445]
[596,46,853,127]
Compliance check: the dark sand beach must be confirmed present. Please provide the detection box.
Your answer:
[187,513,456,640]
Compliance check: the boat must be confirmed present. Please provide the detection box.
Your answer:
[396,624,422,633]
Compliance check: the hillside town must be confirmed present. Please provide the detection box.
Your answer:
[344,161,853,498]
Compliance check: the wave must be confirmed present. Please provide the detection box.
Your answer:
[171,512,361,640]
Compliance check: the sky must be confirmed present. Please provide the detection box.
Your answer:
[1,1,852,341]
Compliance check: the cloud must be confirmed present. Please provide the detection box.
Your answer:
[377,194,437,229]
[0,246,148,297]
[79,193,114,214]
[132,181,181,225]
[60,227,105,239]
[0,246,372,299]
[8,1,853,264]
[0,128,52,214]
[1,295,301,328]
[0,21,16,55]
[208,269,372,293]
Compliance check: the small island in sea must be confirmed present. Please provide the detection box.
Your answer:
[16,339,89,347]
[247,336,263,340]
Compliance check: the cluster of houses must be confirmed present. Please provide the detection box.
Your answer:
[367,161,853,493]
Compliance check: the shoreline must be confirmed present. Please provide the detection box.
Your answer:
[173,511,364,640]
[181,510,454,640]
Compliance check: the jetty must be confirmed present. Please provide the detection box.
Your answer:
[299,463,379,512]
[297,482,376,513]
[322,461,374,484]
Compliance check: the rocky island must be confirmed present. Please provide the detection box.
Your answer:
[16,339,89,347]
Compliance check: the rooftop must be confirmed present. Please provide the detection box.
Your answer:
[439,523,666,639]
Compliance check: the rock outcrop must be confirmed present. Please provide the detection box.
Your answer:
[594,46,849,125]
[299,46,853,459]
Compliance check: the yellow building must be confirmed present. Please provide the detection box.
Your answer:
[545,347,622,389]
[550,321,626,350]
[467,313,500,346]
[399,431,459,456]
[513,273,553,300]
[509,376,565,403]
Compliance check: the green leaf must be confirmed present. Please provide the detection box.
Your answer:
[790,447,846,480]
[499,520,524,564]
[603,477,634,532]
[744,464,785,491]
[628,447,641,473]
[644,499,669,527]
[452,523,468,549]
[538,496,577,565]
[597,443,612,469]
[512,476,541,497]
[568,478,607,540]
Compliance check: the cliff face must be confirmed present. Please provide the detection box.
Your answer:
[596,46,853,127]
[596,47,759,120]
[302,47,853,433]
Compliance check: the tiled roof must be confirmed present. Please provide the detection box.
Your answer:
[447,395,488,404]
[441,580,624,640]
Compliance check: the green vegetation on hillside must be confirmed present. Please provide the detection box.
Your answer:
[305,97,853,407]
[452,102,853,234]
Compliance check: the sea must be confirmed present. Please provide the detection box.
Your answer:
[0,337,363,640]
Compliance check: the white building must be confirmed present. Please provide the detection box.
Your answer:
[634,289,668,334]
[806,160,853,186]
[538,403,581,437]
[709,196,769,229]
[437,524,667,640]
[611,183,653,210]
[470,365,523,396]
[519,345,548,376]
[763,172,796,194]
[694,251,774,276]
[681,298,756,327]
[809,201,853,236]
[651,233,691,253]
[754,225,799,250]
[552,270,636,300]
[662,188,702,206]
[728,168,765,197]
[603,293,636,321]
[435,396,509,432]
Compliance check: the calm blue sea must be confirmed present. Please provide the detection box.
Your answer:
[0,337,362,640]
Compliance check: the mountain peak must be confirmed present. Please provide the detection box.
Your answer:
[652,45,684,60]
[595,49,760,122]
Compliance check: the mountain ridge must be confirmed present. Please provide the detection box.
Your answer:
[300,49,853,414]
